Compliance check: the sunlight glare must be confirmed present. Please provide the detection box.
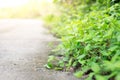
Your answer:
[0,0,53,8]
[0,0,30,8]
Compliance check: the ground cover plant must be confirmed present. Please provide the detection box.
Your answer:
[44,0,120,80]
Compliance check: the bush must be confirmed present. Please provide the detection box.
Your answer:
[45,0,120,80]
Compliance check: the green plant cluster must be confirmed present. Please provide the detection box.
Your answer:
[45,0,120,80]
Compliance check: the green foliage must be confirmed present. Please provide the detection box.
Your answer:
[45,0,120,80]
[74,71,84,78]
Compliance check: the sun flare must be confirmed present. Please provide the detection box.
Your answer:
[0,0,53,8]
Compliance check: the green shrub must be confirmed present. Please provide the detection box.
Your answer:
[45,0,120,80]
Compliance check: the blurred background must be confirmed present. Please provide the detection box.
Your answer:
[0,0,56,18]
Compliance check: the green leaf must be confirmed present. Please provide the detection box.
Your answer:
[85,44,91,51]
[91,63,100,73]
[101,50,111,56]
[115,73,120,80]
[68,58,73,67]
[48,56,56,62]
[116,32,120,39]
[117,35,120,41]
[44,63,54,69]
[74,71,84,78]
[78,59,86,65]
[108,46,118,52]
[95,75,108,80]
[111,50,120,62]
[85,73,94,80]
[54,67,63,70]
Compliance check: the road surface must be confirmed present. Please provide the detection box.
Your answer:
[0,19,82,80]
